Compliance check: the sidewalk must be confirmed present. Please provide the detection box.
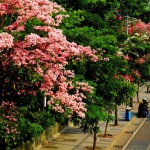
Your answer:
[38,85,149,150]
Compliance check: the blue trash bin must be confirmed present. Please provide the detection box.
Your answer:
[125,109,131,121]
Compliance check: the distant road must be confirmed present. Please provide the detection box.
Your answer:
[125,115,150,150]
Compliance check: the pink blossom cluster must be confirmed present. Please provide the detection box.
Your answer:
[76,46,98,62]
[1,101,18,134]
[2,0,66,31]
[122,75,134,83]
[131,69,140,78]
[52,104,64,113]
[2,101,16,114]
[136,58,145,64]
[123,55,134,61]
[6,115,17,122]
[63,70,75,78]
[0,0,17,15]
[134,20,150,34]
[0,32,14,50]
[49,94,87,118]
[123,55,130,60]
[128,20,150,35]
[6,126,18,134]
[100,57,110,61]
[76,82,94,93]
[47,81,92,117]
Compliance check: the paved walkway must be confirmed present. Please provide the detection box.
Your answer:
[38,85,150,150]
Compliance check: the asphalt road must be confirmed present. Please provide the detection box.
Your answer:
[125,115,150,150]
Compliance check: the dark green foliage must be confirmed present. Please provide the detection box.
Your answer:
[23,110,55,130]
[17,118,43,143]
[138,58,150,81]
[54,0,150,22]
[81,104,107,134]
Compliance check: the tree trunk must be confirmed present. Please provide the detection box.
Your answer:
[93,122,98,150]
[104,114,109,137]
[147,85,149,93]
[114,104,118,126]
[137,82,140,103]
[136,91,139,103]
[130,97,133,109]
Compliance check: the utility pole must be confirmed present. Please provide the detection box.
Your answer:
[126,13,129,34]
[125,13,134,109]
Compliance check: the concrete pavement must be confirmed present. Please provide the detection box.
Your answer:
[37,85,149,150]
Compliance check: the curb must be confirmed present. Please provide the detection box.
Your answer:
[105,117,137,150]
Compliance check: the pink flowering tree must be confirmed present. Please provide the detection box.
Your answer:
[0,0,98,117]
[0,0,98,148]
[121,20,150,102]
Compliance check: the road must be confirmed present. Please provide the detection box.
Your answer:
[125,115,150,150]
